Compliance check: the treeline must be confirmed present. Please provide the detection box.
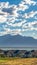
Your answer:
[0,49,37,58]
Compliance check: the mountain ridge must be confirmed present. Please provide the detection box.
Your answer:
[0,34,37,47]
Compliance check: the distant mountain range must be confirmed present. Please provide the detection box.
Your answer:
[0,34,37,47]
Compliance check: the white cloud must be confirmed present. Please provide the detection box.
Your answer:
[0,1,37,39]
[0,10,9,23]
[0,15,7,23]
[24,11,37,18]
[22,21,37,31]
[23,0,36,5]
[0,2,9,8]
[18,3,28,11]
[0,28,21,36]
[6,20,26,27]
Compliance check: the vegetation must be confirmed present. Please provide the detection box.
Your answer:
[0,58,37,65]
[0,49,37,58]
[0,49,37,65]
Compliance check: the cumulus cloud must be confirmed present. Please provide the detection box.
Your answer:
[24,11,37,18]
[24,0,36,5]
[22,21,37,30]
[18,3,28,11]
[0,0,37,39]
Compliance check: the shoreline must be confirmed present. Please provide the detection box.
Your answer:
[0,47,37,50]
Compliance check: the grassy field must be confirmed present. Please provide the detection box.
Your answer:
[0,58,37,65]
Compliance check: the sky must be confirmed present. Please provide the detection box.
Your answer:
[0,0,37,39]
[0,0,37,47]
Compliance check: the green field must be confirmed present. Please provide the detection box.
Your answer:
[0,58,37,65]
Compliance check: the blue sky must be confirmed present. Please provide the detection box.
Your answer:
[0,0,37,47]
[0,0,22,5]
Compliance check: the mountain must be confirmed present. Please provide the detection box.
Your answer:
[0,34,37,47]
